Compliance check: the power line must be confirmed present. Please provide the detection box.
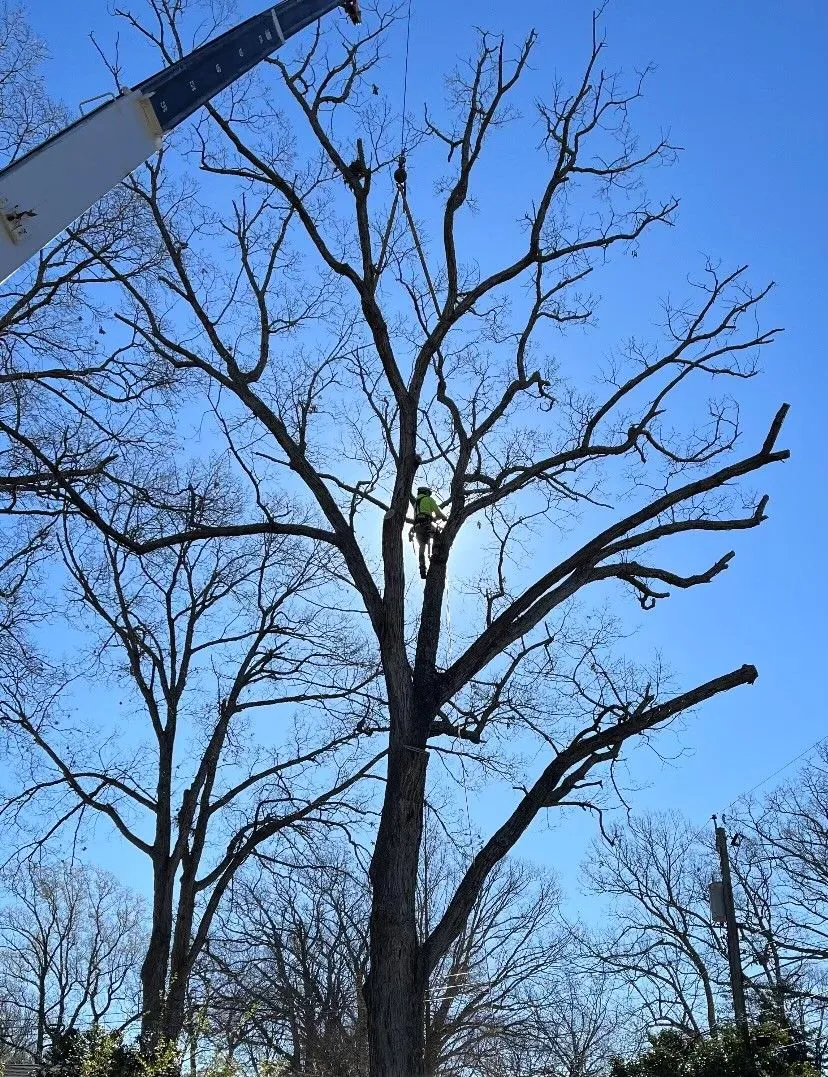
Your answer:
[690,732,828,843]
[720,732,828,817]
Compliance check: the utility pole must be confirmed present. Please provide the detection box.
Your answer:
[713,817,748,1029]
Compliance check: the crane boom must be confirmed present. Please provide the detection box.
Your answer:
[0,0,358,286]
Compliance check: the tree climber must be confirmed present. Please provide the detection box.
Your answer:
[409,486,447,580]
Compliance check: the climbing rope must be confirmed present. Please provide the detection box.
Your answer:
[443,559,454,660]
[374,0,412,280]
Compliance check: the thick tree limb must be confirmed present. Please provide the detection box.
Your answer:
[423,663,758,973]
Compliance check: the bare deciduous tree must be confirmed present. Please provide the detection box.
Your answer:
[197,847,369,1076]
[0,2,165,723]
[0,514,383,1047]
[493,968,628,1077]
[0,522,47,667]
[194,840,577,1077]
[423,854,565,1077]
[196,841,570,1077]
[0,860,144,1060]
[0,2,790,1072]
[743,748,828,974]
[581,805,828,1066]
[581,812,729,1037]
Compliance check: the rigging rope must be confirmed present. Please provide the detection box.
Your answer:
[400,186,441,319]
[400,0,413,151]
[375,186,400,278]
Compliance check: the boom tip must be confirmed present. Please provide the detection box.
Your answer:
[342,0,361,23]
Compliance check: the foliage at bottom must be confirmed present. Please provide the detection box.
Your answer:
[610,1022,817,1077]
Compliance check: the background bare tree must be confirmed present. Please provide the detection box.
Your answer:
[581,812,729,1036]
[494,968,629,1077]
[0,3,64,166]
[0,860,144,1061]
[196,845,370,1077]
[580,801,828,1069]
[0,517,383,1048]
[0,1,165,735]
[740,746,828,995]
[0,1,790,1073]
[196,839,572,1077]
[422,852,565,1077]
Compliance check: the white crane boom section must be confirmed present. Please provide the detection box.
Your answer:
[0,0,357,285]
[0,93,162,280]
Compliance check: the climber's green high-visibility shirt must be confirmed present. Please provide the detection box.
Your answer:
[414,494,445,520]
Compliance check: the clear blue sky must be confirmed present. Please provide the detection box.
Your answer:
[25,0,828,898]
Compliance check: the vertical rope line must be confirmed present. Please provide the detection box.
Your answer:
[401,0,412,150]
[443,561,453,661]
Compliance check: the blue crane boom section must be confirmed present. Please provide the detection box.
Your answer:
[0,0,357,284]
[138,0,346,132]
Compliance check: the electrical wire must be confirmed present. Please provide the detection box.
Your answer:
[690,732,828,843]
[714,732,826,822]
[728,733,828,806]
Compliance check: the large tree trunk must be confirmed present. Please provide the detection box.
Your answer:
[140,853,175,1049]
[367,738,429,1077]
[140,918,172,1047]
[160,954,190,1046]
[161,870,199,1045]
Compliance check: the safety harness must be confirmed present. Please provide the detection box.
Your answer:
[409,495,439,545]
